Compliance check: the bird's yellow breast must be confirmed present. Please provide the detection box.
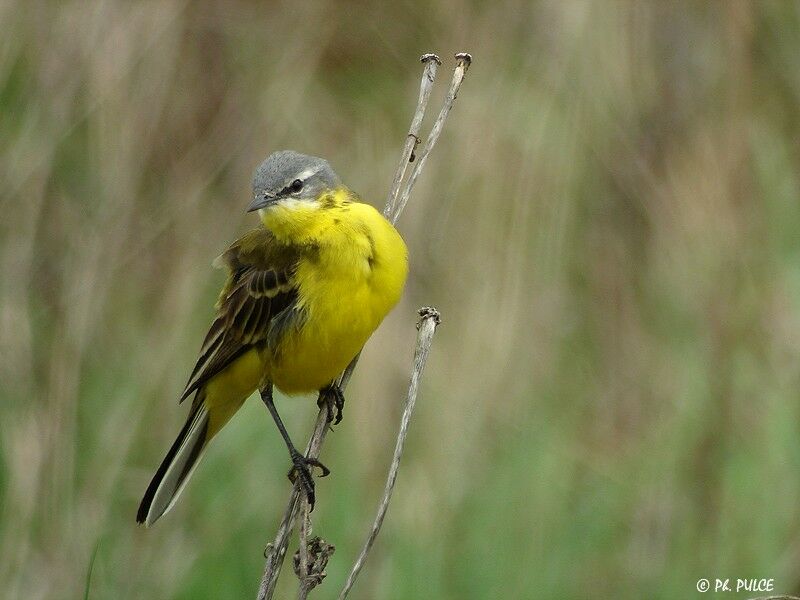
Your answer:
[261,190,408,394]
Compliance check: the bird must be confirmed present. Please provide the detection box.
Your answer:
[136,150,408,526]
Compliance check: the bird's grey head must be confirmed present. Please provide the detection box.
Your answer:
[248,150,340,212]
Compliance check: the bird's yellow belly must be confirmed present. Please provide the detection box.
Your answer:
[271,282,385,394]
[262,198,408,395]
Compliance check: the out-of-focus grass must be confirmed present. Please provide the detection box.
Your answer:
[3,1,800,598]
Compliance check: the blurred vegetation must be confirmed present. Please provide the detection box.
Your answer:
[3,0,800,598]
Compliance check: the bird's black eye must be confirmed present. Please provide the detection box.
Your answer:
[289,179,303,193]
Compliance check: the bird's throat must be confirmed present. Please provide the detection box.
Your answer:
[258,188,352,245]
[258,200,322,244]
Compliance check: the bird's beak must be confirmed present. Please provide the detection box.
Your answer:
[247,193,275,212]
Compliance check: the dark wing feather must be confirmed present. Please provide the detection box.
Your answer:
[179,228,301,403]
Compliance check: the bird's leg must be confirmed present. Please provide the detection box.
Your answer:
[260,384,329,510]
[317,383,346,425]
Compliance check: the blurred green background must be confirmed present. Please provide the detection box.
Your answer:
[3,0,800,598]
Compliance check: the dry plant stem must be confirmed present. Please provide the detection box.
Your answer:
[257,363,355,600]
[390,53,472,224]
[338,307,441,600]
[384,53,441,218]
[257,51,471,600]
[296,499,311,600]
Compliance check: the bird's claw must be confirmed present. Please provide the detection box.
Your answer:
[318,384,346,425]
[287,451,330,510]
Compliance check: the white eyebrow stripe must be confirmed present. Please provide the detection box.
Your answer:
[293,167,317,182]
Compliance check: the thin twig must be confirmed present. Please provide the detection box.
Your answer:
[296,499,311,599]
[389,53,472,224]
[338,307,441,599]
[384,53,441,218]
[257,363,354,599]
[256,52,471,599]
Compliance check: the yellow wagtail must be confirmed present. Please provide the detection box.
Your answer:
[136,151,408,526]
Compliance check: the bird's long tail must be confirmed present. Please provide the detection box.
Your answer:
[136,398,211,527]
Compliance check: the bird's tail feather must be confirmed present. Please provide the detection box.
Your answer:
[136,400,210,527]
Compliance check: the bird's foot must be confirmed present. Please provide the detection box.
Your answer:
[287,449,330,510]
[318,384,345,425]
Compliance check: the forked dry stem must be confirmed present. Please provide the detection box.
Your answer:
[256,52,471,600]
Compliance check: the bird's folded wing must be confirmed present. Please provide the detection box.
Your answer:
[179,228,300,403]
